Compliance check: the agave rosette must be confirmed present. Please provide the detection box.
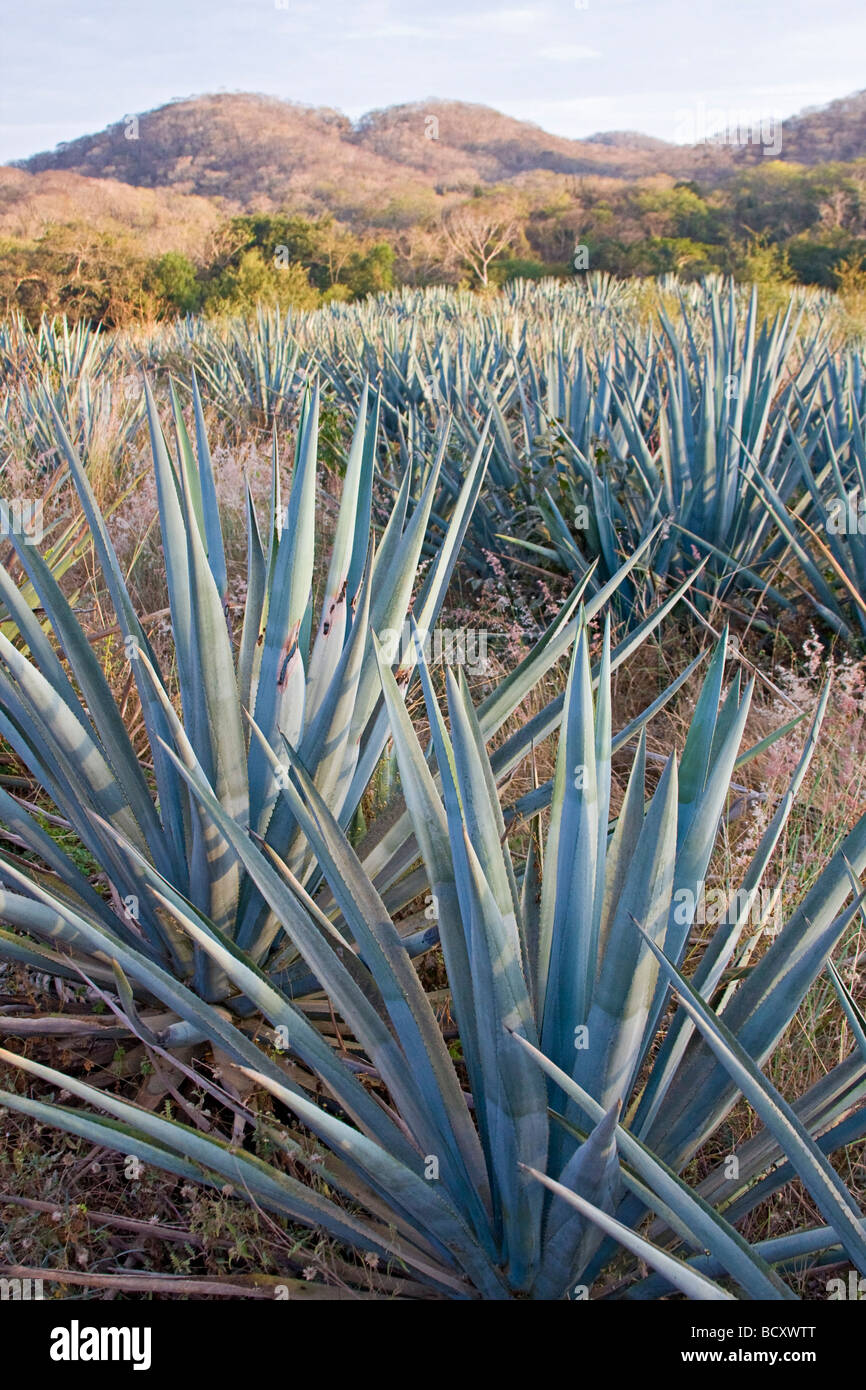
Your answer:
[1,613,863,1300]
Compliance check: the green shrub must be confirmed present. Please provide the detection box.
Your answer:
[204,249,320,315]
[149,251,203,315]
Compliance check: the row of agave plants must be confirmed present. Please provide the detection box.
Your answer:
[288,277,865,636]
[7,274,865,639]
[0,368,864,1298]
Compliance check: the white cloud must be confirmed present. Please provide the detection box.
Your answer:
[536,44,600,61]
[339,8,543,44]
[502,95,615,120]
[341,23,437,40]
[454,8,541,35]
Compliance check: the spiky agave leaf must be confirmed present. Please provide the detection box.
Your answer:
[0,376,492,1012]
[2,612,862,1299]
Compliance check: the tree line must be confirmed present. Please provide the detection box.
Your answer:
[3,157,866,326]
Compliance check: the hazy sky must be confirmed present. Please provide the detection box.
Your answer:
[1,0,863,164]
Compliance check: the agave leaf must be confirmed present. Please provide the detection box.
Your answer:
[709,1106,866,1234]
[0,882,157,977]
[0,1050,457,1291]
[91,827,473,1205]
[456,828,548,1288]
[489,558,709,788]
[407,420,492,656]
[374,629,490,1169]
[638,925,866,1275]
[579,755,679,1116]
[157,724,494,1217]
[641,673,753,1057]
[269,744,496,1236]
[445,666,522,964]
[826,955,866,1063]
[172,425,248,943]
[647,808,866,1170]
[237,478,267,717]
[510,1030,795,1300]
[676,626,729,844]
[255,558,375,900]
[636,677,831,1138]
[191,369,228,604]
[0,634,150,862]
[533,1100,622,1300]
[694,1050,866,1219]
[0,781,117,929]
[524,1167,734,1300]
[538,619,600,1062]
[1,538,171,878]
[237,1056,509,1298]
[249,384,319,822]
[0,922,117,987]
[144,379,198,737]
[305,381,371,720]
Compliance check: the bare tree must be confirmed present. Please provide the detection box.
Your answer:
[818,188,852,231]
[441,202,519,287]
[316,218,357,286]
[392,223,454,286]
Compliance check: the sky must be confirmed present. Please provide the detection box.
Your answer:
[0,0,864,164]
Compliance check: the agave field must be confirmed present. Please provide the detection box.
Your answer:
[0,273,865,1303]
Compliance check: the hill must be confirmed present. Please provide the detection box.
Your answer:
[0,166,222,259]
[16,89,865,217]
[3,90,865,327]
